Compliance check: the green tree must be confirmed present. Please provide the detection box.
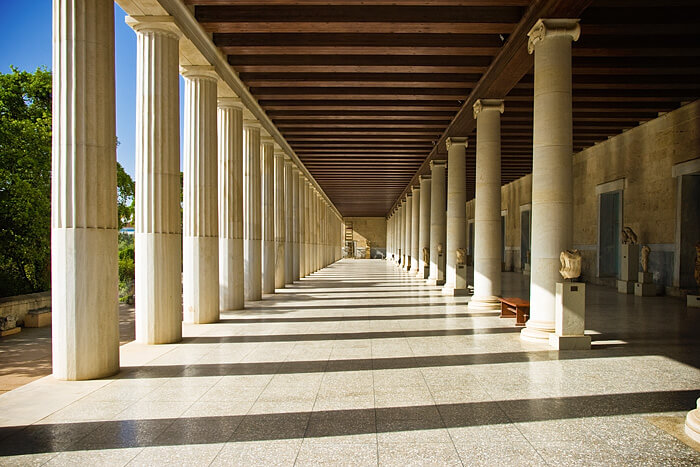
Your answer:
[117,161,135,229]
[0,67,52,297]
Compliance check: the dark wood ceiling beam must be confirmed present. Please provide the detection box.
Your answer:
[278,122,448,129]
[257,93,468,101]
[187,1,531,5]
[264,104,459,111]
[222,46,501,56]
[235,65,489,73]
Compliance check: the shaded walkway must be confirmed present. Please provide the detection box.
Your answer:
[0,259,698,465]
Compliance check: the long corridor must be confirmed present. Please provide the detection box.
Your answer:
[0,259,699,465]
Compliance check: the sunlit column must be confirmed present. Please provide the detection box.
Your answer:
[418,175,431,279]
[410,185,421,275]
[274,148,286,289]
[52,0,119,379]
[428,160,447,286]
[243,119,262,300]
[523,19,580,342]
[284,158,294,284]
[182,66,219,323]
[443,137,468,295]
[127,16,183,344]
[469,99,505,311]
[261,136,275,294]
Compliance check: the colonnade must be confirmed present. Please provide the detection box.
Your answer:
[51,1,343,380]
[387,18,581,344]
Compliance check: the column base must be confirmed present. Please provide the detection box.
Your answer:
[426,278,445,286]
[617,280,635,294]
[685,400,700,444]
[184,236,220,324]
[468,296,501,312]
[548,334,591,350]
[688,295,700,308]
[441,285,468,296]
[520,320,555,343]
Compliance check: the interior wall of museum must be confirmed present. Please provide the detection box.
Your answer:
[345,217,387,258]
[466,99,700,290]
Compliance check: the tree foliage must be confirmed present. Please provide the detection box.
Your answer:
[0,67,52,297]
[117,160,135,229]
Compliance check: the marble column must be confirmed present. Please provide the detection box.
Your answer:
[469,99,505,311]
[127,16,182,344]
[443,138,468,295]
[522,19,581,342]
[217,97,244,312]
[410,186,421,274]
[261,136,275,294]
[418,175,432,279]
[292,167,301,281]
[398,201,405,267]
[52,0,119,380]
[404,193,413,271]
[182,66,219,324]
[274,149,286,290]
[386,215,392,261]
[244,120,262,301]
[284,158,294,284]
[299,176,307,277]
[428,160,447,286]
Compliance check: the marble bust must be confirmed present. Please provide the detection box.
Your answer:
[456,248,467,266]
[559,249,582,280]
[641,245,651,273]
[621,227,638,245]
[422,247,429,264]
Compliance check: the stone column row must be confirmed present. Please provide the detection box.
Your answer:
[51,2,341,380]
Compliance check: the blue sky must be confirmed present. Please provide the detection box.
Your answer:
[0,2,185,177]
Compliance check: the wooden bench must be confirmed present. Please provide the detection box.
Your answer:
[499,297,530,327]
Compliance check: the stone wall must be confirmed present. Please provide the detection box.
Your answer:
[466,99,700,292]
[345,216,387,258]
[0,291,51,326]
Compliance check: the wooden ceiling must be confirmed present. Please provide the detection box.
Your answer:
[186,0,700,217]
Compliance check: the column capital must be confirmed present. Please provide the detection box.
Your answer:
[217,96,243,109]
[527,18,581,54]
[419,174,432,182]
[411,185,420,194]
[243,118,261,129]
[473,99,505,119]
[261,135,275,145]
[445,137,468,151]
[406,192,413,198]
[291,164,300,173]
[125,15,181,39]
[180,65,218,81]
[429,159,447,169]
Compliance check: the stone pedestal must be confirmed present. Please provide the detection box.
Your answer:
[617,280,635,294]
[549,282,591,350]
[688,295,700,308]
[454,263,468,296]
[634,271,655,296]
[685,398,700,443]
[618,244,640,294]
[522,19,580,343]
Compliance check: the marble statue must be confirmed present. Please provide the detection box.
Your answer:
[695,242,700,288]
[559,249,582,280]
[456,248,467,265]
[437,243,443,255]
[641,245,651,273]
[422,247,429,264]
[621,226,638,245]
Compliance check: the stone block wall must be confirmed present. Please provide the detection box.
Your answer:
[344,216,387,258]
[465,99,700,292]
[0,291,51,326]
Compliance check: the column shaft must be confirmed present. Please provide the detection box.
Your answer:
[469,99,504,311]
[129,17,182,344]
[404,195,412,270]
[217,99,244,312]
[418,175,432,279]
[52,0,119,380]
[182,68,219,324]
[428,161,447,286]
[244,122,262,300]
[292,168,301,281]
[411,187,421,274]
[274,151,286,289]
[261,138,275,294]
[284,159,294,284]
[523,19,580,342]
[444,138,468,295]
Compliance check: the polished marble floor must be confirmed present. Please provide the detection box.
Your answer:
[0,259,699,466]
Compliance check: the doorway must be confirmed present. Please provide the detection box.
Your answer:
[598,190,622,278]
[520,208,531,272]
[679,174,700,289]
